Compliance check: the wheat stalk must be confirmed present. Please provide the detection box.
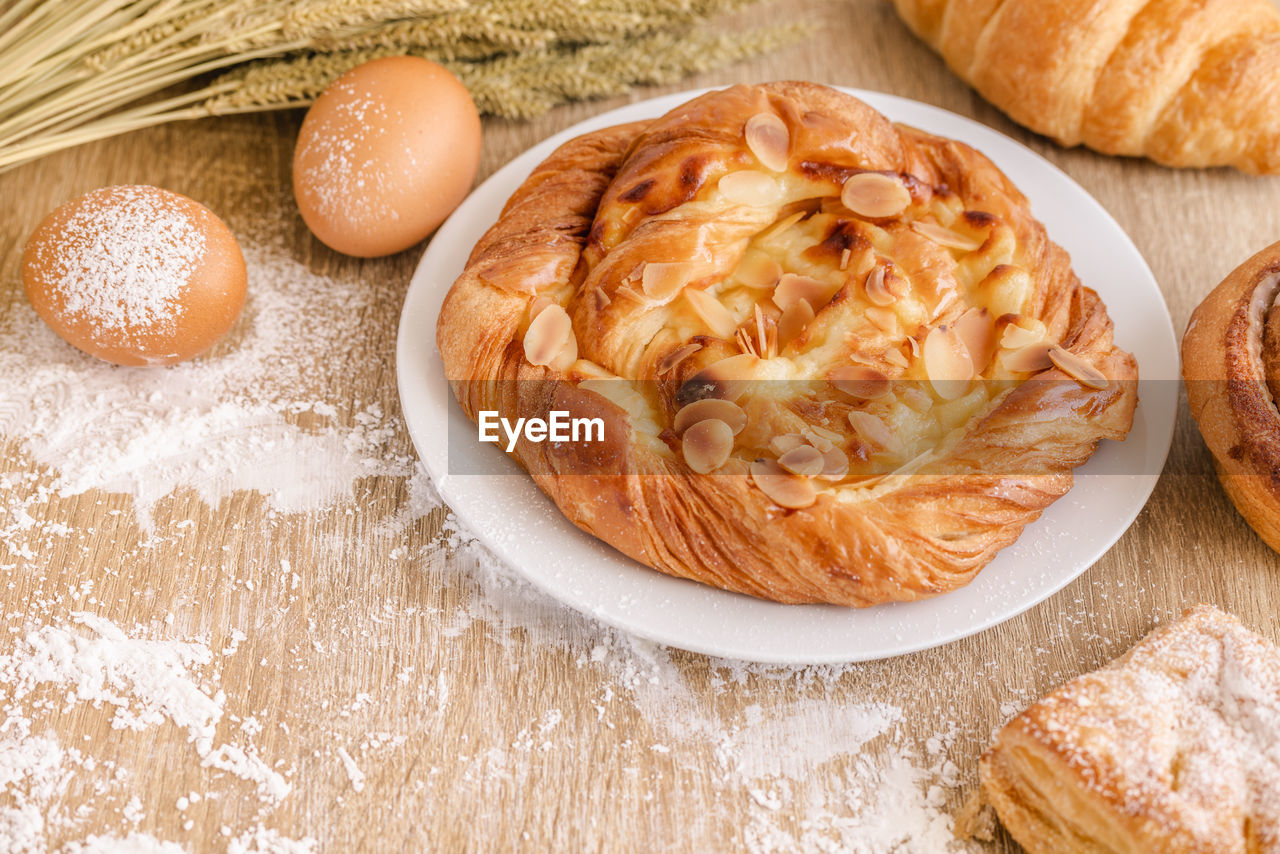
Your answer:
[0,0,805,174]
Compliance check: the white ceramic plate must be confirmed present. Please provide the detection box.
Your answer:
[396,88,1177,664]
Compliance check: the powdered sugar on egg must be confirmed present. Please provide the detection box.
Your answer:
[21,185,247,366]
[292,56,482,258]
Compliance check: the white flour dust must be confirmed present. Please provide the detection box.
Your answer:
[0,236,411,531]
[0,207,977,851]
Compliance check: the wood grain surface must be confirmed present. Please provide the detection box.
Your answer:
[2,1,1279,851]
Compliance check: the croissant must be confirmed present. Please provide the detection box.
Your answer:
[437,82,1137,607]
[976,604,1280,853]
[890,0,1280,173]
[1183,240,1280,552]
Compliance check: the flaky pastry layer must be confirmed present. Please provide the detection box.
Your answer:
[437,82,1136,606]
[980,605,1280,853]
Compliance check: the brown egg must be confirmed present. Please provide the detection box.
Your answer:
[22,185,247,366]
[292,56,482,258]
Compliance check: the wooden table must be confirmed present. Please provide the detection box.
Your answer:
[2,2,1277,851]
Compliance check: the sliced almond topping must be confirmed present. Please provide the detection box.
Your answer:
[777,444,825,477]
[1000,322,1041,351]
[839,248,852,271]
[906,335,921,359]
[594,287,611,308]
[673,398,747,436]
[769,433,807,456]
[736,252,783,289]
[885,349,909,368]
[529,295,555,319]
[912,221,982,252]
[550,328,578,372]
[776,298,815,350]
[759,210,806,242]
[840,172,911,219]
[657,342,702,376]
[923,324,973,400]
[901,387,933,412]
[847,410,902,454]
[685,288,738,338]
[809,423,843,443]
[1048,346,1109,389]
[749,459,818,509]
[523,304,572,367]
[954,307,995,375]
[829,365,891,399]
[864,265,894,306]
[754,304,770,360]
[801,430,833,454]
[866,307,897,334]
[744,113,789,172]
[719,171,782,207]
[682,419,735,474]
[681,353,759,404]
[817,445,850,481]
[642,261,696,300]
[1005,342,1054,373]
[773,274,836,312]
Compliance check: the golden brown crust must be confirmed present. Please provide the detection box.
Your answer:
[1183,241,1280,553]
[980,605,1280,853]
[890,0,1280,174]
[436,82,1136,607]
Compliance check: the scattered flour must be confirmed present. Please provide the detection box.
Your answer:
[0,237,411,531]
[0,201,978,852]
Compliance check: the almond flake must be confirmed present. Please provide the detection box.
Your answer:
[817,445,850,481]
[777,445,825,476]
[901,387,932,412]
[923,324,973,399]
[769,433,807,456]
[847,410,902,454]
[529,295,555,319]
[657,342,701,376]
[773,274,836,312]
[1004,342,1054,373]
[744,113,789,172]
[954,307,995,375]
[736,252,783,289]
[682,419,735,474]
[912,220,982,252]
[684,288,737,338]
[809,423,844,443]
[829,365,891,399]
[776,298,815,350]
[749,458,817,509]
[864,266,894,306]
[759,210,806,243]
[840,172,911,219]
[681,353,759,404]
[642,261,697,300]
[999,321,1041,351]
[1048,346,1109,389]
[523,304,572,367]
[673,398,747,436]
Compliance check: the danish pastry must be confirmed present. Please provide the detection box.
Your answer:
[891,0,1280,174]
[1184,241,1280,552]
[978,604,1280,853]
[436,82,1137,606]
